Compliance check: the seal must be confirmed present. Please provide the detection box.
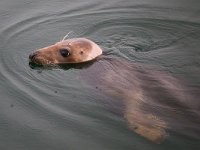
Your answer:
[29,38,102,65]
[29,38,200,144]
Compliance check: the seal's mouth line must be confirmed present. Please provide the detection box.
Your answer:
[31,58,59,66]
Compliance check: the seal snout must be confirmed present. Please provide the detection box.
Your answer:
[29,51,43,65]
[29,51,39,60]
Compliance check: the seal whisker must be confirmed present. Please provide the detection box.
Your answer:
[61,31,74,42]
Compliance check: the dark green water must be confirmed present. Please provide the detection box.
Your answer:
[0,0,200,149]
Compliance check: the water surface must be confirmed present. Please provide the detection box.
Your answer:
[0,0,200,149]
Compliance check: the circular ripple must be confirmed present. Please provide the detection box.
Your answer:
[0,5,200,144]
[1,6,200,109]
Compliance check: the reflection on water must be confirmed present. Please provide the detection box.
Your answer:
[0,0,200,150]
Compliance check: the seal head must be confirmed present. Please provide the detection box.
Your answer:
[29,38,102,65]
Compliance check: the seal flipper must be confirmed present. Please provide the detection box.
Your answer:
[124,107,168,143]
[124,92,168,143]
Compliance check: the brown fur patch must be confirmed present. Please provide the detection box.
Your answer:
[29,38,102,65]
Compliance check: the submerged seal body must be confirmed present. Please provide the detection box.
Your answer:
[81,58,200,143]
[29,38,200,143]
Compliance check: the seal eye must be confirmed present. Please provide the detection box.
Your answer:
[60,48,70,57]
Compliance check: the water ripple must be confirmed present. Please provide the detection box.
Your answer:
[0,2,200,149]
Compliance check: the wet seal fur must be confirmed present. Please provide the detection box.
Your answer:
[29,38,102,66]
[29,38,200,144]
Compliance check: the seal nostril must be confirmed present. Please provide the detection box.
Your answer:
[29,51,39,60]
[29,53,36,60]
